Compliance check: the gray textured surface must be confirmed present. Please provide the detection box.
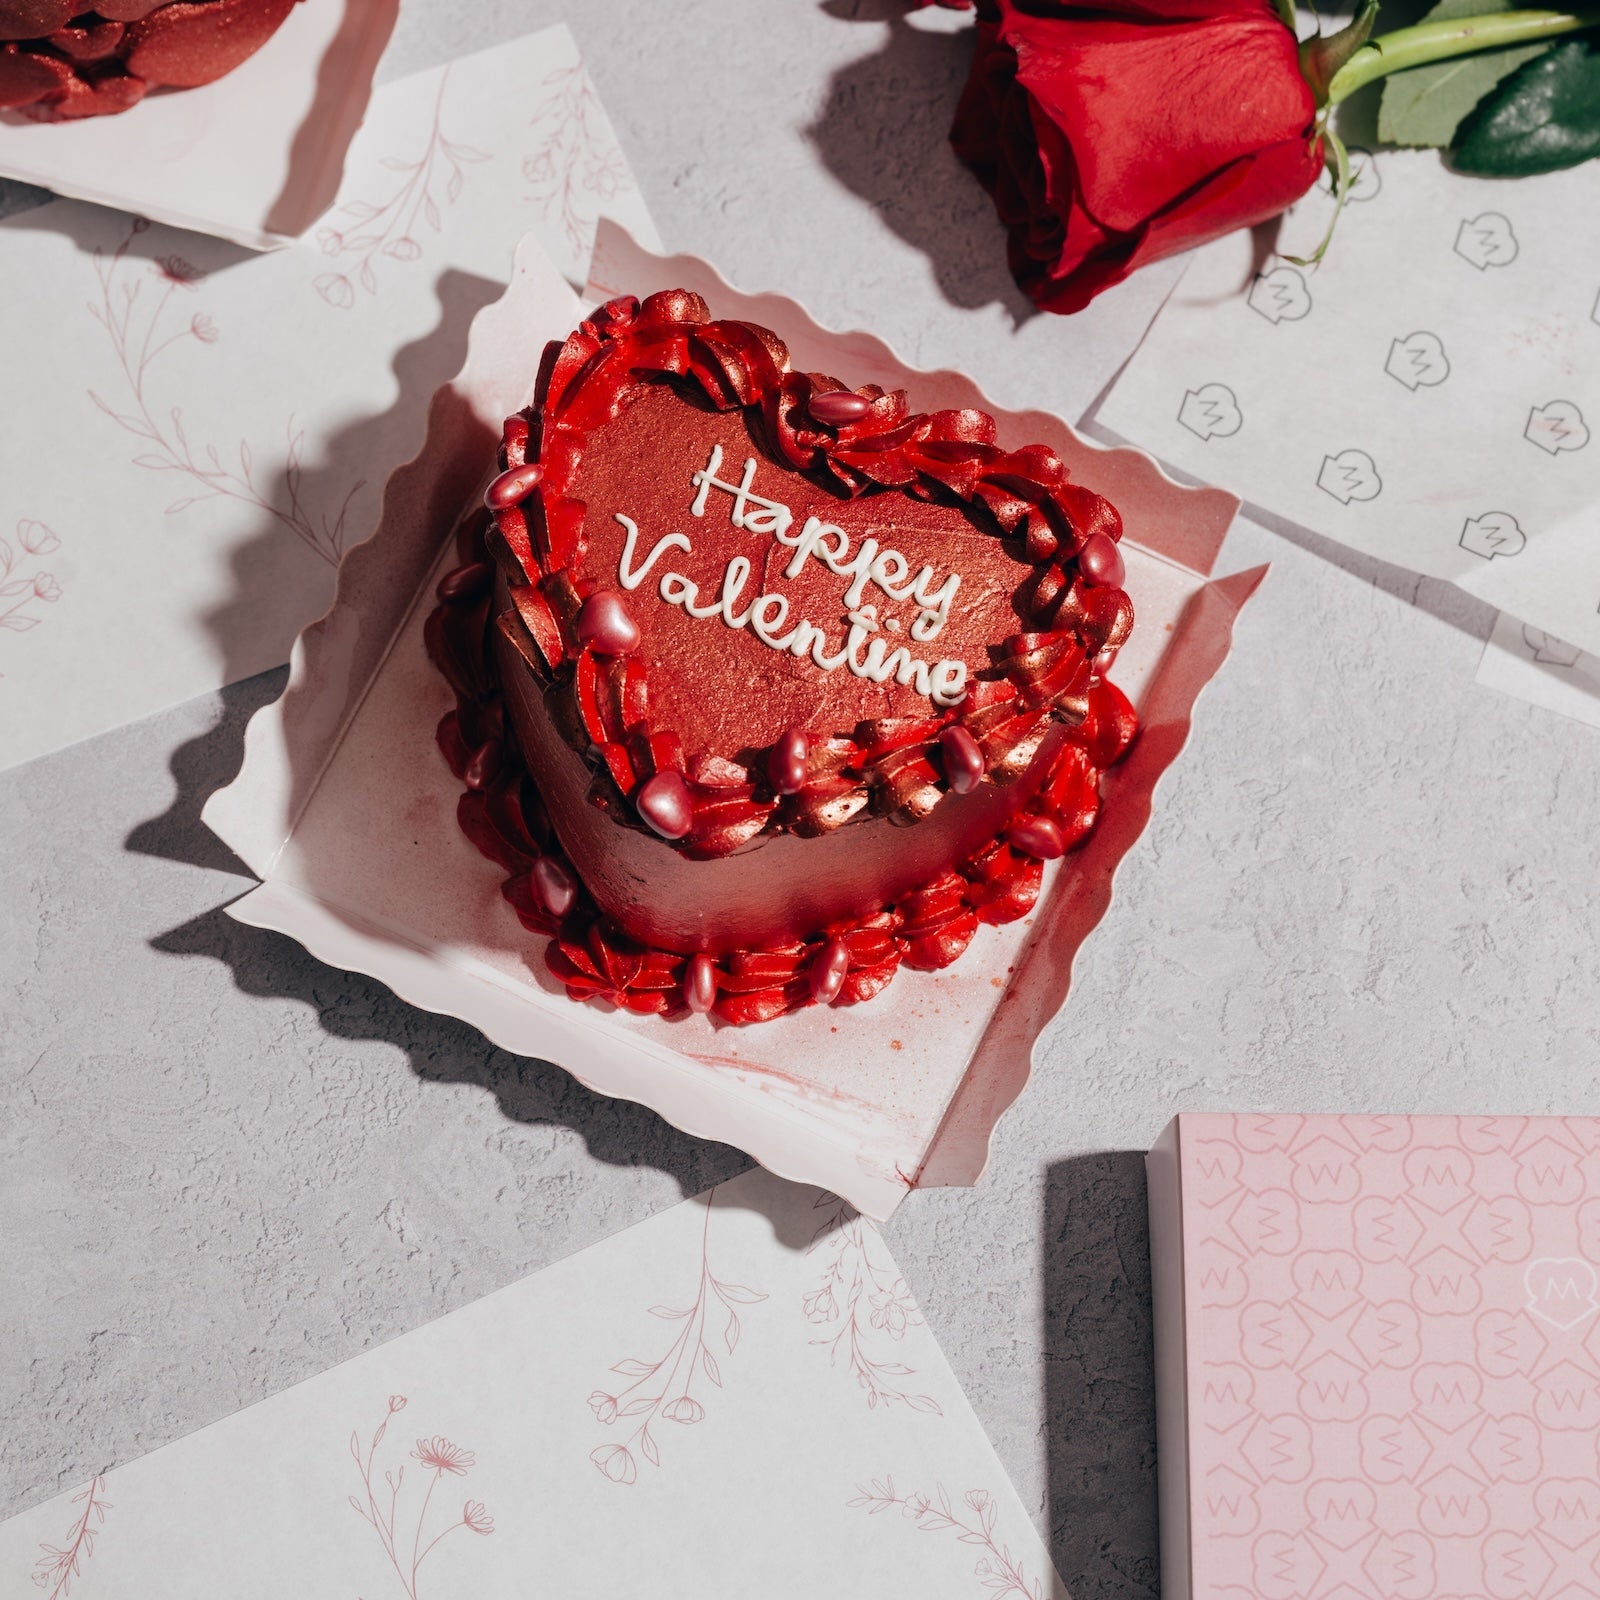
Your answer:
[6,4,1600,1595]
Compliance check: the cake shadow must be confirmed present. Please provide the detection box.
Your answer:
[118,260,751,1202]
[125,263,506,870]
[150,900,753,1196]
[806,3,1039,322]
[206,264,508,695]
[1043,1152,1161,1600]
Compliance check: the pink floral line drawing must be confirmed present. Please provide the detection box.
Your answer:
[348,1395,493,1600]
[849,1480,1046,1600]
[315,69,488,309]
[523,59,634,262]
[88,220,359,567]
[1,521,64,670]
[805,1192,942,1416]
[31,1475,109,1599]
[589,1188,767,1484]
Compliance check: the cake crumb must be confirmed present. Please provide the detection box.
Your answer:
[890,1039,903,1051]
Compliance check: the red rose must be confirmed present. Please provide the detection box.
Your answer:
[951,0,1323,313]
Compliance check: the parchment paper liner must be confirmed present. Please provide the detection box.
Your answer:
[205,223,1261,1218]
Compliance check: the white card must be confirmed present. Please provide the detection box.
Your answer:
[1097,150,1600,654]
[0,25,657,775]
[0,1170,1063,1599]
[1477,608,1600,731]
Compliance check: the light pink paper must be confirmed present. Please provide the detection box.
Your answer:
[0,0,397,250]
[205,226,1259,1219]
[1149,1112,1600,1600]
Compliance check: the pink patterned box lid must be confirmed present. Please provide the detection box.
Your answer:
[1147,1114,1600,1600]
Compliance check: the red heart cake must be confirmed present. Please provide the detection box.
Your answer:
[0,0,301,120]
[427,289,1139,1025]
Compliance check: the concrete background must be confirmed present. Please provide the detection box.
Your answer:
[5,4,1599,1594]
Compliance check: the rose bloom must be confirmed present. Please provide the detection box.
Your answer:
[951,0,1323,312]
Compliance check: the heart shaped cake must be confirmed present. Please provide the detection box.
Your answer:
[0,0,301,120]
[427,289,1139,1025]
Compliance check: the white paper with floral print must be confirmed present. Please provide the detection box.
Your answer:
[0,24,657,774]
[1097,151,1600,656]
[0,1169,1063,1600]
[1476,609,1600,732]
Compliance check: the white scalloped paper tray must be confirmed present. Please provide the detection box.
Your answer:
[0,0,397,249]
[204,223,1259,1219]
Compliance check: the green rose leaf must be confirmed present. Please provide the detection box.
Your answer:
[1452,38,1600,174]
[1378,0,1555,148]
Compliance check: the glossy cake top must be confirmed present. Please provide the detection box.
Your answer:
[483,288,1134,859]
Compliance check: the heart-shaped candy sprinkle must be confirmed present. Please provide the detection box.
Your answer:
[636,770,694,840]
[464,738,502,793]
[683,952,718,1015]
[436,561,491,603]
[808,938,850,1004]
[484,461,544,511]
[769,728,810,796]
[939,725,985,794]
[809,390,872,427]
[575,589,641,655]
[532,855,577,919]
[1078,531,1125,589]
[1008,816,1066,859]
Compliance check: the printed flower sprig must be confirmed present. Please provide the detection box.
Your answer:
[87,220,359,566]
[31,1476,109,1600]
[314,69,488,309]
[0,520,64,661]
[348,1396,493,1600]
[523,59,635,265]
[589,1190,766,1484]
[849,1479,1045,1600]
[805,1192,943,1416]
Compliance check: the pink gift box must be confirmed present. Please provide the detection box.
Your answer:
[1148,1113,1600,1599]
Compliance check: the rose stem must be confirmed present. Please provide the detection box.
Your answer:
[1327,10,1600,102]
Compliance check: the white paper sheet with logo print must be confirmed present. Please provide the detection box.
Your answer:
[0,25,656,775]
[1097,151,1600,655]
[1477,609,1600,732]
[0,1169,1064,1600]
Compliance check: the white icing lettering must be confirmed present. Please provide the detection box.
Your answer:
[615,513,691,590]
[615,450,974,712]
[690,447,793,540]
[930,658,968,704]
[660,570,701,608]
[779,514,848,579]
[748,592,793,648]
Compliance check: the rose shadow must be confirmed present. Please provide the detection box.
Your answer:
[807,3,1042,323]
